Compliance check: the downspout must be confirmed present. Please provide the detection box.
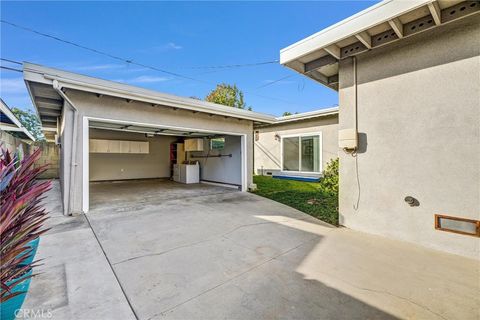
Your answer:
[352,56,360,211]
[353,56,358,136]
[52,80,78,216]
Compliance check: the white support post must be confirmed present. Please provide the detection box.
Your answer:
[82,117,89,213]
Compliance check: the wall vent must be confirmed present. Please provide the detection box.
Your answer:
[441,1,479,24]
[435,214,480,237]
[404,15,436,37]
[371,29,399,47]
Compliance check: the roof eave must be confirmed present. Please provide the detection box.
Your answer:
[280,0,480,91]
[23,63,277,124]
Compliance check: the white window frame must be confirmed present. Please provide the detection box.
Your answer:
[280,132,323,174]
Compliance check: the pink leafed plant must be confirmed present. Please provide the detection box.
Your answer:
[0,147,51,302]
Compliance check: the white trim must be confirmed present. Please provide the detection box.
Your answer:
[82,116,249,212]
[241,134,247,192]
[23,63,276,124]
[275,106,338,123]
[280,0,433,64]
[82,117,89,213]
[280,132,323,174]
[0,99,36,141]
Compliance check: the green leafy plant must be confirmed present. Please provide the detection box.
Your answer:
[11,108,45,141]
[205,83,251,110]
[320,158,339,196]
[0,147,51,302]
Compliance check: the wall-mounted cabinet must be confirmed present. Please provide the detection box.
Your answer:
[184,138,204,152]
[90,139,149,154]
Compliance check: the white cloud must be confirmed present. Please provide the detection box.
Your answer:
[165,42,183,50]
[0,77,26,94]
[114,75,169,84]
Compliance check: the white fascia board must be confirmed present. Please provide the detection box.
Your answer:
[23,63,276,124]
[0,99,24,129]
[280,0,433,64]
[274,106,339,123]
[0,99,36,141]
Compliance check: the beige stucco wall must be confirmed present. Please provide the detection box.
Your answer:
[254,115,338,176]
[89,129,176,181]
[190,135,243,186]
[60,91,254,214]
[338,16,480,259]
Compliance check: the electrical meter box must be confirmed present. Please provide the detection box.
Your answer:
[339,128,358,150]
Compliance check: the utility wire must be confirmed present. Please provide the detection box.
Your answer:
[1,58,22,65]
[0,19,205,83]
[255,75,294,90]
[179,60,279,70]
[1,20,312,108]
[0,65,22,73]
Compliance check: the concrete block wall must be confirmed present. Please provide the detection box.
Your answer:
[33,142,60,179]
[0,130,31,154]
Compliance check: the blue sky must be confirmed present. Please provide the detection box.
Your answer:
[1,1,376,116]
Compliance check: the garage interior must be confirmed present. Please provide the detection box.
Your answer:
[88,120,244,210]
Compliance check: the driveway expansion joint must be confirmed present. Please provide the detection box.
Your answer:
[147,235,322,320]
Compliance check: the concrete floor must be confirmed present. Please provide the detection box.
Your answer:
[24,180,479,320]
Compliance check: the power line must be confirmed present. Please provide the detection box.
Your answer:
[180,60,279,70]
[255,75,294,90]
[1,58,22,65]
[0,65,22,73]
[0,19,206,84]
[1,20,312,108]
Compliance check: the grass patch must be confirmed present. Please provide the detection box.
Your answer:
[252,175,338,226]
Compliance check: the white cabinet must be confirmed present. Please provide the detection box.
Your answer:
[120,141,130,153]
[129,141,140,153]
[89,139,149,154]
[173,163,199,184]
[184,138,204,152]
[139,141,149,154]
[107,140,120,153]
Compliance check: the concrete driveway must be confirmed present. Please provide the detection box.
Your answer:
[24,180,479,320]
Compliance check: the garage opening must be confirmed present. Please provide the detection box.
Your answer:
[85,119,246,212]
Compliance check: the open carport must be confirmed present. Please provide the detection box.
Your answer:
[23,62,275,215]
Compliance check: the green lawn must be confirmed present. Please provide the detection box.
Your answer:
[251,175,338,226]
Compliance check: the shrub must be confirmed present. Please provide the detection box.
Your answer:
[320,158,338,196]
[0,147,51,302]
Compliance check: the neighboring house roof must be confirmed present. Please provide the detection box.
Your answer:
[23,63,277,128]
[280,0,479,90]
[0,99,36,141]
[274,106,338,124]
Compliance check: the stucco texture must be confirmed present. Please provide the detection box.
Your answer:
[338,16,480,259]
[89,129,176,181]
[60,91,253,214]
[254,115,338,176]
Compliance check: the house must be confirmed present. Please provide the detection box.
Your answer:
[280,0,479,258]
[254,107,338,180]
[1,98,35,151]
[23,63,280,215]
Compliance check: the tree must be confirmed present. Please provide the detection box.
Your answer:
[205,83,249,110]
[282,111,298,116]
[11,108,44,141]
